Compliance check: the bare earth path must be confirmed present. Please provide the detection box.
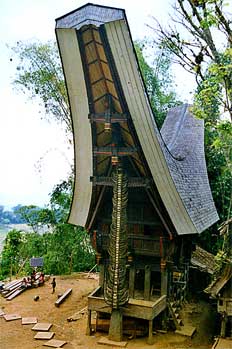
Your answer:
[0,273,214,349]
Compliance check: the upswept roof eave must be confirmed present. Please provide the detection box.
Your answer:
[105,19,199,235]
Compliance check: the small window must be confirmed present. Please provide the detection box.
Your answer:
[219,299,223,306]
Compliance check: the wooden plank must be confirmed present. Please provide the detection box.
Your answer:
[4,286,21,298]
[55,288,72,307]
[22,317,37,325]
[126,296,166,320]
[88,296,111,313]
[3,282,22,297]
[32,323,52,331]
[0,308,5,316]
[6,288,26,301]
[98,336,127,347]
[213,338,232,349]
[212,338,219,349]
[67,306,87,322]
[3,279,22,290]
[43,339,67,347]
[34,332,55,340]
[151,296,167,318]
[129,297,163,308]
[3,314,21,321]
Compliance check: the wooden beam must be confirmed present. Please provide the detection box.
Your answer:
[89,112,127,123]
[93,146,137,156]
[90,176,150,187]
[55,288,72,307]
[87,165,112,231]
[6,288,26,301]
[146,189,173,239]
[87,186,106,231]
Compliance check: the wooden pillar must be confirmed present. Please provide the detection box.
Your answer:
[147,319,154,345]
[220,312,227,338]
[161,262,168,296]
[144,265,151,300]
[129,266,135,298]
[86,309,92,335]
[99,264,105,288]
[108,309,123,342]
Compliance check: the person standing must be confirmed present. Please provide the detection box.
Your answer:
[51,277,56,293]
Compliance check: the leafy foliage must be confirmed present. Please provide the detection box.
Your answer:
[0,180,95,280]
[16,205,55,233]
[135,40,181,128]
[0,229,23,279]
[151,0,232,253]
[11,41,71,132]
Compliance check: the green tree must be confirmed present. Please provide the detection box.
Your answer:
[0,229,22,279]
[135,40,181,128]
[43,178,95,274]
[16,205,55,233]
[11,41,71,132]
[152,0,232,121]
[151,0,232,252]
[49,177,73,223]
[0,179,95,279]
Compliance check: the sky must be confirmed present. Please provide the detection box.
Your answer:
[0,0,194,210]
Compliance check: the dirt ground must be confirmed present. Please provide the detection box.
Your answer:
[0,273,216,349]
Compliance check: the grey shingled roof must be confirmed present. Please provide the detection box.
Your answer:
[161,105,219,233]
[56,3,124,30]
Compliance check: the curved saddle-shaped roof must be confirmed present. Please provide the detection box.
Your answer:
[55,3,218,235]
[161,105,219,233]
